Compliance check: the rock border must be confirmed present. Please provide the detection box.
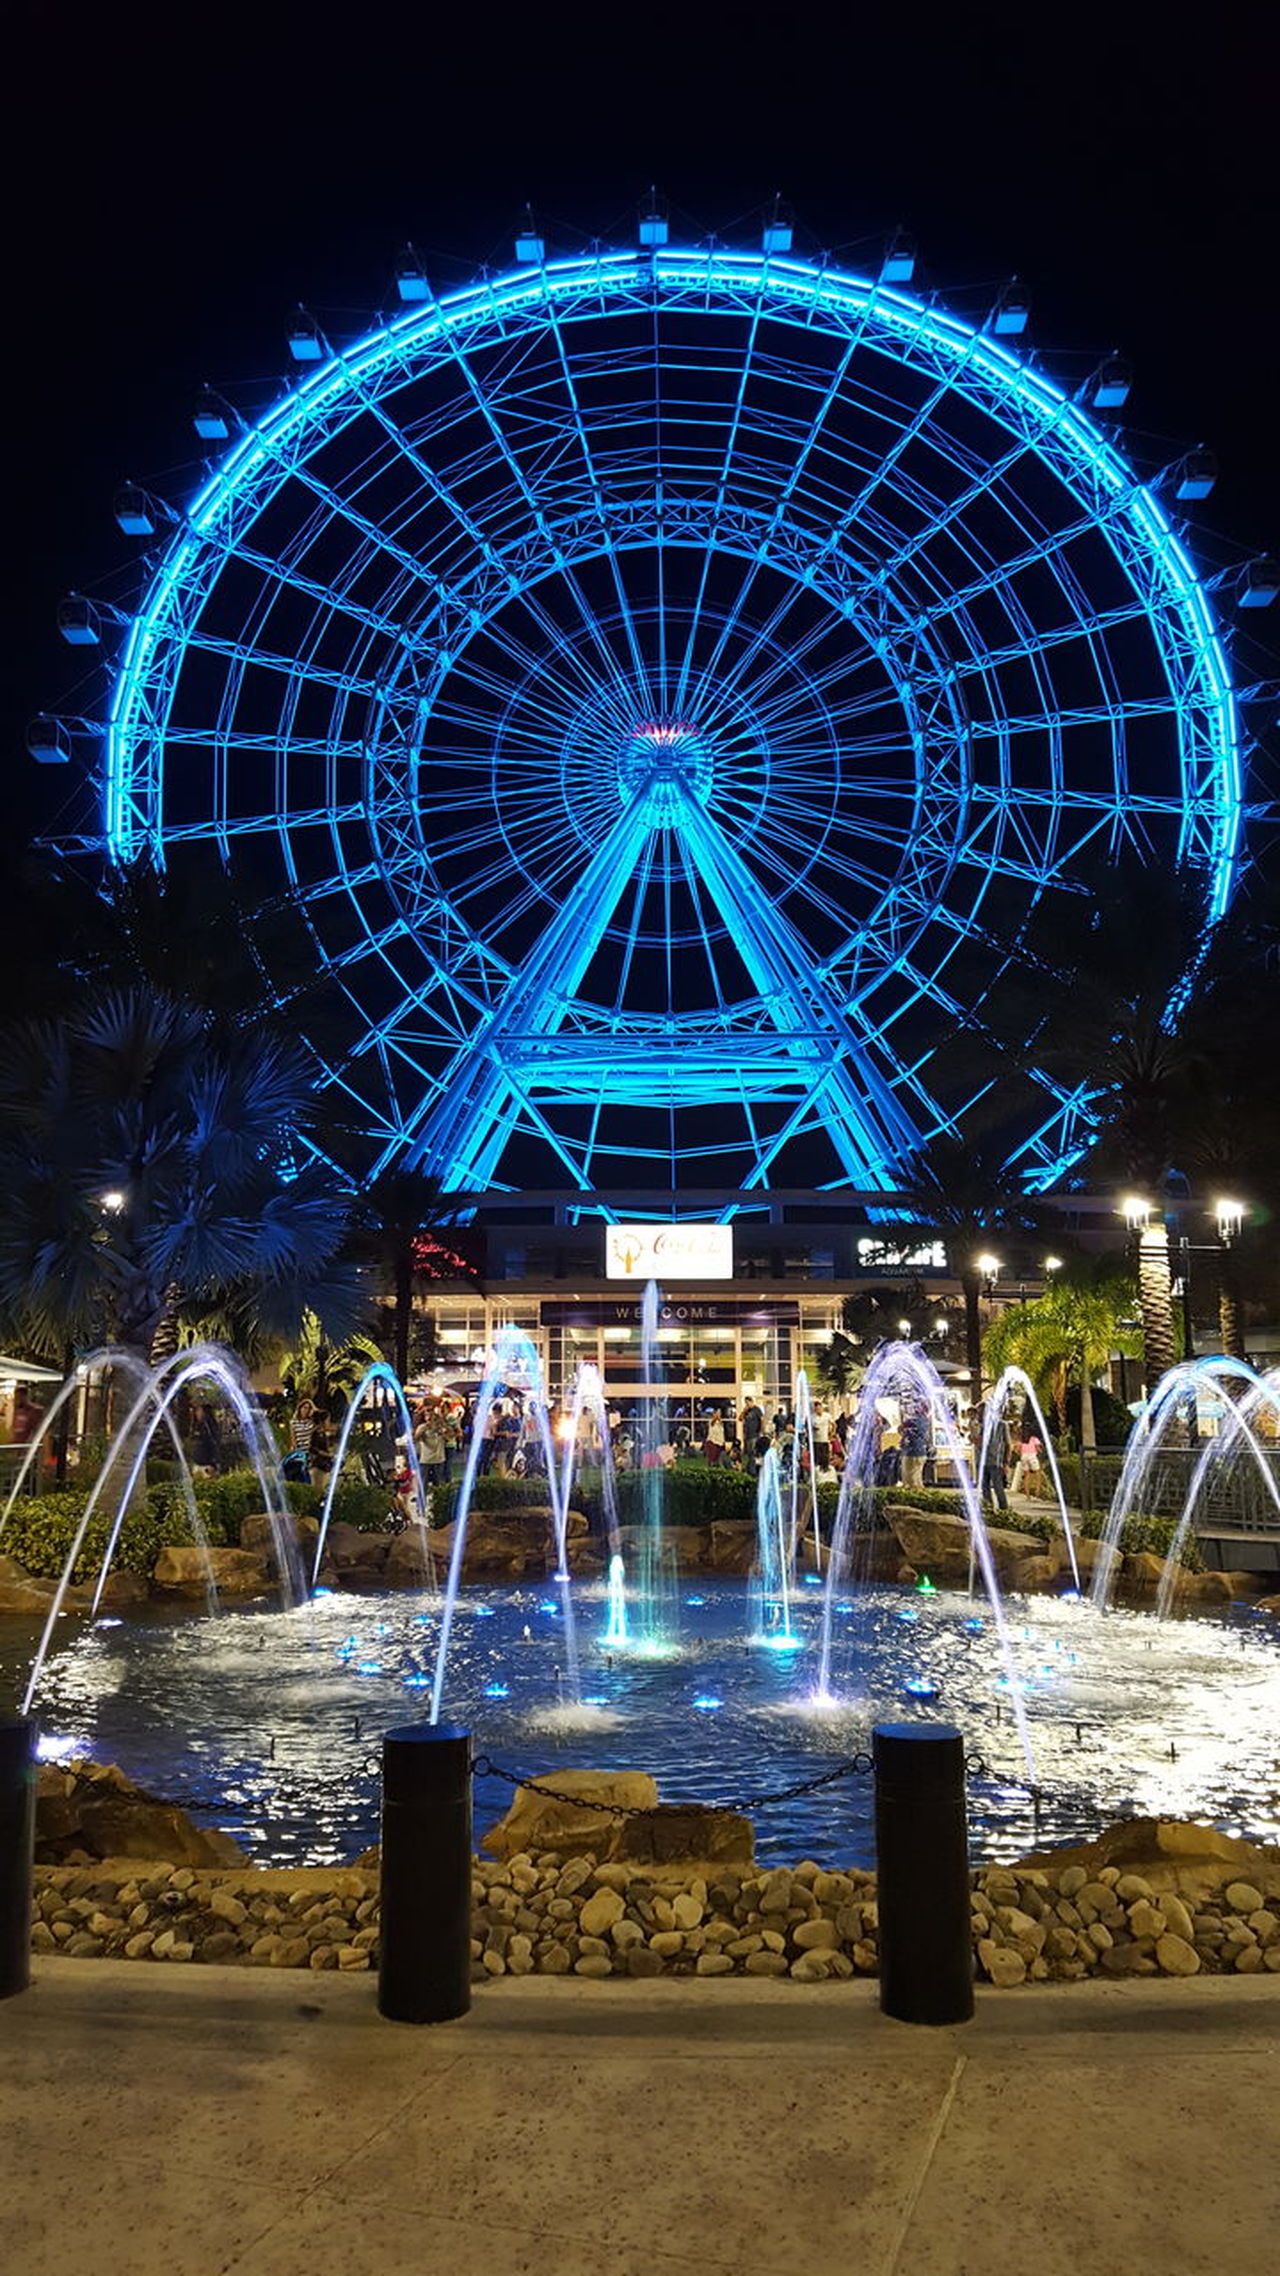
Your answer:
[30,1838,1280,1984]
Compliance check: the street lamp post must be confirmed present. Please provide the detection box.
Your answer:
[1215,1199,1246,1361]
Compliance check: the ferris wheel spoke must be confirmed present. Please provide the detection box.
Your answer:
[670,290,771,714]
[540,293,656,703]
[436,325,647,716]
[676,303,873,710]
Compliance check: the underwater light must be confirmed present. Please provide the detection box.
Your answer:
[403,1673,429,1688]
[1061,1589,1081,1604]
[94,1617,123,1629]
[484,1683,511,1698]
[537,1601,560,1615]
[803,1574,823,1587]
[837,1602,856,1615]
[904,1678,940,1700]
[896,1607,919,1623]
[761,1633,804,1652]
[35,1733,80,1761]
[685,1595,706,1607]
[692,1695,724,1710]
[473,1605,496,1618]
[313,1585,334,1597]
[356,1662,383,1675]
[964,1618,984,1633]
[583,1695,607,1707]
[916,1576,936,1594]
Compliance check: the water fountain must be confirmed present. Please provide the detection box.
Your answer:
[10,1325,1280,1874]
[18,1343,301,1717]
[311,1360,433,1587]
[427,1324,579,1722]
[752,1446,796,1647]
[980,1364,1081,1591]
[1152,1367,1280,1618]
[816,1341,1038,1781]
[1091,1357,1280,1610]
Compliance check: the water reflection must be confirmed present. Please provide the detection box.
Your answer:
[6,1580,1279,1870]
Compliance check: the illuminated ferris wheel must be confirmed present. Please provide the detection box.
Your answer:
[75,222,1246,1200]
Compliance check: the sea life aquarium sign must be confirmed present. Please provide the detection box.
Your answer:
[604,1224,734,1281]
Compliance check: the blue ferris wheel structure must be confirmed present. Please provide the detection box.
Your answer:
[80,233,1246,1208]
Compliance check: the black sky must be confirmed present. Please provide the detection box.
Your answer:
[4,0,1277,868]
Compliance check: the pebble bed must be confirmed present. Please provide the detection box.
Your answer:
[29,1850,1280,1984]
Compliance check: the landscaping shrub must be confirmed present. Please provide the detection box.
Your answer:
[430,1471,566,1528]
[0,1466,400,1579]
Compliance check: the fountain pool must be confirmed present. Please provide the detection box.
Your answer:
[6,1579,1279,1870]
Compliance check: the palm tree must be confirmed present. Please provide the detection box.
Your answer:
[352,1166,462,1386]
[901,1135,1053,1404]
[1026,855,1211,1395]
[0,988,356,1369]
[982,1265,1140,1453]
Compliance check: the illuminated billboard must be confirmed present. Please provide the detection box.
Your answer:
[604,1224,734,1281]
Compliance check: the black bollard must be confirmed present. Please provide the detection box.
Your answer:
[873,1720,973,2026]
[378,1722,472,2025]
[0,1718,36,2001]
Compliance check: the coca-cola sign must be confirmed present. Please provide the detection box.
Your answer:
[604,1223,734,1281]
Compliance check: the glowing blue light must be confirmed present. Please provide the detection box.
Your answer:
[904,1678,940,1700]
[94,242,1243,1196]
[583,1695,607,1706]
[483,1682,511,1698]
[803,1573,823,1588]
[313,1585,334,1597]
[837,1602,856,1615]
[537,1601,560,1616]
[964,1618,985,1633]
[685,1595,706,1607]
[896,1607,919,1623]
[356,1662,383,1676]
[1061,1590,1081,1605]
[403,1673,429,1688]
[473,1605,496,1619]
[692,1695,724,1711]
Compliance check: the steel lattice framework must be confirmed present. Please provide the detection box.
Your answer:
[95,247,1242,1200]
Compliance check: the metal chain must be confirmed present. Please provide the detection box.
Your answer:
[472,1751,875,1819]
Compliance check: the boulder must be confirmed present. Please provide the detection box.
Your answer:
[317,1520,369,1570]
[708,1521,757,1576]
[481,1768,660,1860]
[1121,1550,1166,1592]
[614,1803,755,1867]
[239,1511,321,1567]
[97,1569,150,1610]
[614,1523,709,1572]
[36,1758,246,1868]
[429,1510,555,1577]
[886,1508,1044,1588]
[0,1553,93,1614]
[152,1545,272,1597]
[384,1527,439,1584]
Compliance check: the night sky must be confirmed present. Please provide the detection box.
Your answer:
[4,1,1277,880]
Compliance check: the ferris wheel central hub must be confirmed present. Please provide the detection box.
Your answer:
[617,718,714,821]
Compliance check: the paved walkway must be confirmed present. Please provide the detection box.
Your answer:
[4,1962,1278,2274]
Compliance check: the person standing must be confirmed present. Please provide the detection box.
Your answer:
[975,1400,1009,1514]
[900,1402,929,1491]
[704,1410,726,1467]
[1009,1421,1043,1498]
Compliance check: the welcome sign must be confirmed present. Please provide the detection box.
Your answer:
[604,1223,734,1281]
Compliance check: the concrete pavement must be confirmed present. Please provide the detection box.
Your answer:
[3,1961,1278,2275]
